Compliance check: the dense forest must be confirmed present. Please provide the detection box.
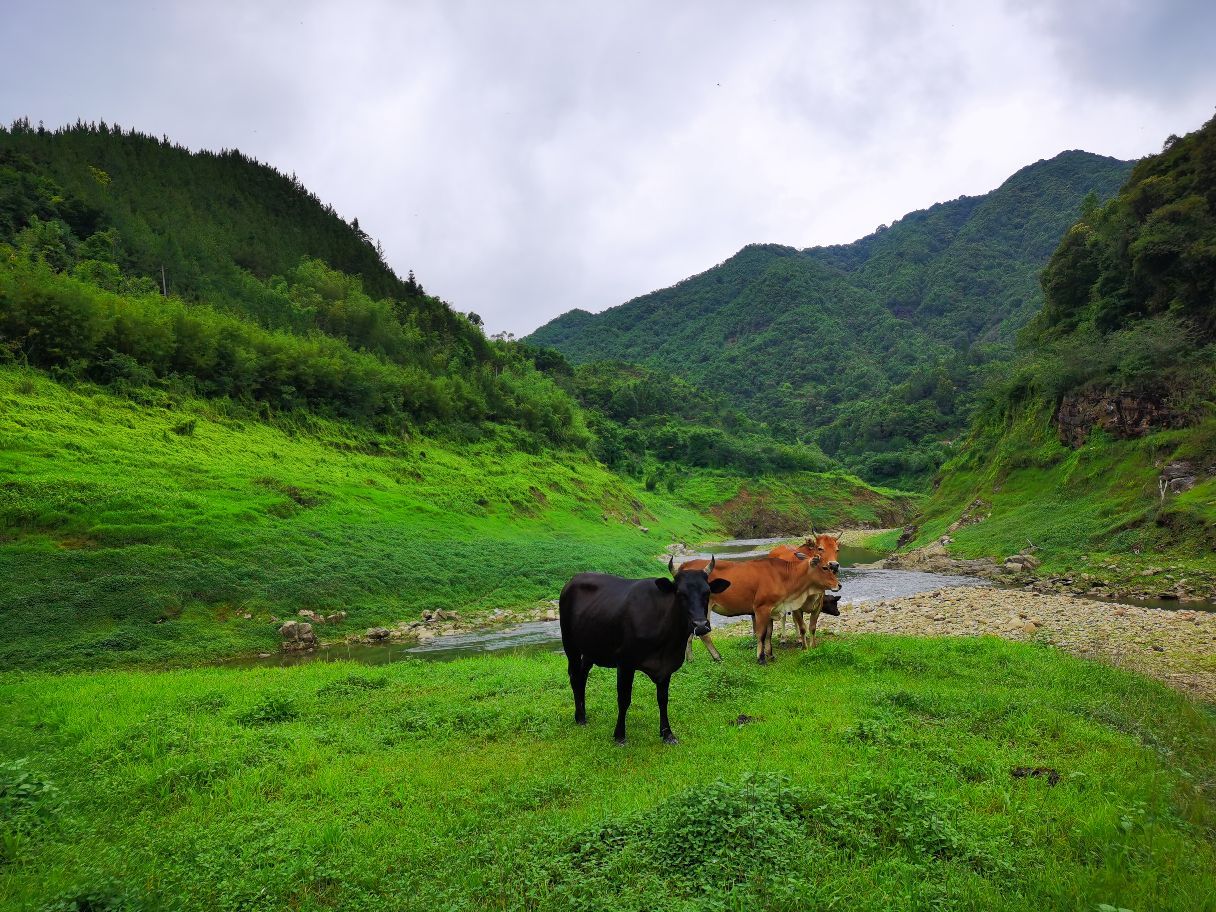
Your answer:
[517,348,833,481]
[528,152,1132,488]
[0,121,595,446]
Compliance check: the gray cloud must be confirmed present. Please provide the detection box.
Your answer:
[2,0,1213,334]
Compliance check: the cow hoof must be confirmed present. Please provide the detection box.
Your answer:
[711,654,723,664]
[575,717,587,726]
[662,733,680,746]
[614,735,627,746]
[757,655,766,666]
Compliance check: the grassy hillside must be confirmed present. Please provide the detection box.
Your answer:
[912,115,1216,585]
[528,152,1131,488]
[909,403,1216,586]
[0,366,911,671]
[2,635,1213,910]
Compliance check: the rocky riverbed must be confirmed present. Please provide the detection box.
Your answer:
[880,540,1216,604]
[771,587,1216,701]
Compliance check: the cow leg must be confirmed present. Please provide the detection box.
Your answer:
[753,606,774,664]
[751,613,767,664]
[805,591,824,648]
[613,666,635,744]
[808,606,824,648]
[700,634,722,662]
[685,633,694,663]
[569,655,591,725]
[793,608,808,649]
[656,675,678,745]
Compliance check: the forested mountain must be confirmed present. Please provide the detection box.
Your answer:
[0,120,902,493]
[0,120,587,444]
[528,151,1132,487]
[913,114,1216,569]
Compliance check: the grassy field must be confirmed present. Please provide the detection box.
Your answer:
[1,634,1213,911]
[0,367,911,671]
[909,401,1216,587]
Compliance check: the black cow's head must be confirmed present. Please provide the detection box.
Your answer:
[656,555,730,637]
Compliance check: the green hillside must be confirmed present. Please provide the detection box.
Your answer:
[0,121,594,444]
[908,116,1216,584]
[0,124,914,670]
[528,152,1132,487]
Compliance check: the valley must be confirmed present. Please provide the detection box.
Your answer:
[1,110,1214,911]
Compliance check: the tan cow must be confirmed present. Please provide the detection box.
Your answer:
[770,533,842,648]
[680,553,840,663]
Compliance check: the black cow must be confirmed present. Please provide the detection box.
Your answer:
[559,556,731,744]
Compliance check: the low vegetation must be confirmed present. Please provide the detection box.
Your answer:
[2,635,1213,910]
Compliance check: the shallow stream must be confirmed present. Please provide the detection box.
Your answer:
[232,539,994,667]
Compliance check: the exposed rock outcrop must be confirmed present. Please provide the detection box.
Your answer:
[1056,391,1183,448]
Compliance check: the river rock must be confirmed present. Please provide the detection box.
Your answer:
[280,620,316,651]
[1159,460,1198,496]
[325,611,347,624]
[366,627,391,640]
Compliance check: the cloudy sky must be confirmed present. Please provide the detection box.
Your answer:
[3,1,1214,334]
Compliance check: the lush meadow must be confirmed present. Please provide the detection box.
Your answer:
[2,634,1214,911]
[0,366,912,671]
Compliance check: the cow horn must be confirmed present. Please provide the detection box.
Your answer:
[668,556,676,578]
[707,555,716,574]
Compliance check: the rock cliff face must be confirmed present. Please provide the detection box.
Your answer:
[1055,391,1183,448]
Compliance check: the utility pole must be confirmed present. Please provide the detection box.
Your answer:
[161,265,167,297]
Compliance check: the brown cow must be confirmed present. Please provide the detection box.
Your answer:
[770,533,842,648]
[680,553,839,664]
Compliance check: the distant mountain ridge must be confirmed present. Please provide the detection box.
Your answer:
[528,150,1132,487]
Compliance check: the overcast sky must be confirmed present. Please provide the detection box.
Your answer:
[3,1,1214,334]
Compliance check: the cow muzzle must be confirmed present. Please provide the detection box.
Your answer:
[828,561,840,572]
[693,622,711,638]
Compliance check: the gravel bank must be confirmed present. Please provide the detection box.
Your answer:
[767,587,1216,701]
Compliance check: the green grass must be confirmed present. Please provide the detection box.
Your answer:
[913,401,1216,586]
[0,366,718,670]
[1,634,1213,911]
[0,367,912,671]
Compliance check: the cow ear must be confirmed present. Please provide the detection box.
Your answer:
[795,550,807,560]
[654,577,675,593]
[709,578,731,594]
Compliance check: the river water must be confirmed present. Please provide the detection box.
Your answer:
[233,539,995,667]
